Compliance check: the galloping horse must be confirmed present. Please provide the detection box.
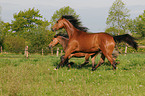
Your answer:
[48,34,97,68]
[52,15,138,70]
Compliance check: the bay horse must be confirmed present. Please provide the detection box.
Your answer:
[52,15,138,71]
[48,33,97,68]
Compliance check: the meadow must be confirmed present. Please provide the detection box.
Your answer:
[0,53,145,96]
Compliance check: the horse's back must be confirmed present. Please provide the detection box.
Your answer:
[73,32,114,52]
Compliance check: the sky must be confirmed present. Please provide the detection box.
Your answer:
[0,0,145,32]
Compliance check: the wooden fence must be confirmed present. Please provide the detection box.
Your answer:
[0,45,145,59]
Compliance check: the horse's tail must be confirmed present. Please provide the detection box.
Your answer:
[113,34,138,50]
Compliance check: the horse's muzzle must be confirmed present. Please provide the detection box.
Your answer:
[51,28,56,32]
[48,45,52,49]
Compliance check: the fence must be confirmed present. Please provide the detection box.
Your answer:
[0,45,145,59]
[23,46,64,58]
[0,46,64,58]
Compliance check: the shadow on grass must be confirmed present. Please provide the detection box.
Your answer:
[52,60,118,71]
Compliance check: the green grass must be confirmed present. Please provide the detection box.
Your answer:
[0,53,145,96]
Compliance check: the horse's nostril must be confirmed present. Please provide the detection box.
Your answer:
[51,28,56,32]
[48,45,52,49]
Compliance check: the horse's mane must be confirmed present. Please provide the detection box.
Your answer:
[62,15,88,32]
[54,33,69,38]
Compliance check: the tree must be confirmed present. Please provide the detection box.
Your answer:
[0,21,11,46]
[27,26,55,53]
[0,6,1,21]
[50,6,79,33]
[51,6,79,24]
[11,8,50,34]
[106,0,130,35]
[0,6,2,45]
[9,8,54,53]
[127,19,136,34]
[136,10,145,37]
[128,10,145,37]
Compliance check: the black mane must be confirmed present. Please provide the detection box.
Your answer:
[54,33,69,38]
[62,15,88,32]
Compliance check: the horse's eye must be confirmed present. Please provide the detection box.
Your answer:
[57,21,58,23]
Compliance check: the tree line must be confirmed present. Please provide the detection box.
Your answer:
[106,0,145,37]
[0,6,78,53]
[0,0,145,54]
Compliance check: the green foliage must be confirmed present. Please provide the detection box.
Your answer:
[136,10,145,37]
[0,6,1,20]
[27,27,55,53]
[0,21,11,46]
[106,0,130,35]
[0,53,145,95]
[128,10,145,37]
[3,35,25,53]
[11,8,48,33]
[116,37,145,53]
[51,6,79,24]
[51,6,79,33]
[0,8,55,54]
[136,37,145,52]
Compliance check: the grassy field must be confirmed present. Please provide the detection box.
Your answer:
[0,53,145,96]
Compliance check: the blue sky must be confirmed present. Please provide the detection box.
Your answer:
[1,0,145,32]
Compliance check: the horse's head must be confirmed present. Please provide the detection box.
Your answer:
[48,35,59,48]
[51,17,65,32]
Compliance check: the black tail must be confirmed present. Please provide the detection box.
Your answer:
[113,34,138,50]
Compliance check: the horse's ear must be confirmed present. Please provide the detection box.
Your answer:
[61,15,64,19]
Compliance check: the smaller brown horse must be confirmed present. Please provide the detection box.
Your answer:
[49,34,97,68]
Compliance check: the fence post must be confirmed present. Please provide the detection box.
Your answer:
[56,47,59,57]
[51,47,53,55]
[1,46,2,54]
[61,50,63,56]
[125,43,127,56]
[42,48,43,56]
[25,46,28,59]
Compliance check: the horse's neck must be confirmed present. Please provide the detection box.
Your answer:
[64,19,79,38]
[58,37,68,51]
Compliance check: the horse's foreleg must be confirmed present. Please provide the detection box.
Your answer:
[92,53,105,71]
[56,56,69,69]
[60,55,69,66]
[91,52,100,68]
[56,57,69,69]
[56,47,75,69]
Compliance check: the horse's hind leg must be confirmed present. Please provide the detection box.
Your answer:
[105,54,116,70]
[102,50,116,70]
[78,54,90,68]
[92,53,105,71]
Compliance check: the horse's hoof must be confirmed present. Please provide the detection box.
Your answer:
[78,65,82,68]
[56,66,60,69]
[92,68,96,71]
[68,64,71,68]
[69,62,74,65]
[113,67,116,70]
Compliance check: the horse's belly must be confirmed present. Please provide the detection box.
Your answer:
[78,45,100,52]
[71,53,86,57]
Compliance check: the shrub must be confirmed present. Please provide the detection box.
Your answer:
[3,35,25,53]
